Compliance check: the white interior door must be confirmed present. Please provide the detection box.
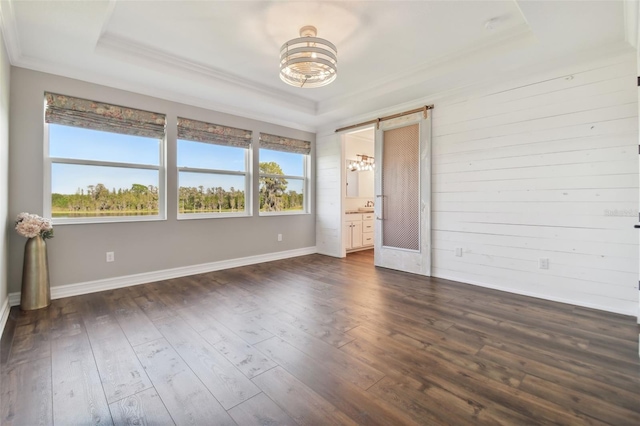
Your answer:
[374,112,431,275]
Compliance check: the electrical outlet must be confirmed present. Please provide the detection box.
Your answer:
[106,251,115,262]
[455,247,463,257]
[277,234,283,242]
[539,258,549,269]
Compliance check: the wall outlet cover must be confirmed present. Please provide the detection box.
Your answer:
[539,258,549,269]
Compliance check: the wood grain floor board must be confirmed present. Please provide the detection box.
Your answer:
[254,316,385,390]
[108,296,163,347]
[255,336,419,426]
[227,392,297,426]
[154,315,261,409]
[251,366,359,426]
[7,307,52,366]
[133,338,235,426]
[209,328,278,380]
[452,324,640,395]
[1,357,53,426]
[109,388,175,426]
[209,307,275,345]
[348,324,526,388]
[367,376,474,425]
[82,313,153,403]
[519,374,640,425]
[478,344,640,411]
[177,304,231,339]
[444,296,640,362]
[1,250,638,425]
[234,269,348,312]
[0,307,18,364]
[355,338,574,425]
[132,289,175,321]
[256,308,356,348]
[51,332,113,426]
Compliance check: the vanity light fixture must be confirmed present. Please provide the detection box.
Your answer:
[348,154,375,172]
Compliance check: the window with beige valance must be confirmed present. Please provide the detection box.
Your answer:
[177,118,252,218]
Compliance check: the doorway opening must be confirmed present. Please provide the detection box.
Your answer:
[343,127,375,261]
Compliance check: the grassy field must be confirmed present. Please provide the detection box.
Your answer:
[53,206,304,217]
[52,210,158,217]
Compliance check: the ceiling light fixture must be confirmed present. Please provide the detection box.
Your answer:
[280,25,337,88]
[348,154,375,172]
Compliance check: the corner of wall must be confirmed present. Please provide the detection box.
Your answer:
[0,25,11,336]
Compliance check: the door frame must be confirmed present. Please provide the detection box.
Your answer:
[373,112,431,276]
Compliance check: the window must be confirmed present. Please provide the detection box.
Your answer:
[44,93,166,223]
[177,117,252,218]
[259,133,310,214]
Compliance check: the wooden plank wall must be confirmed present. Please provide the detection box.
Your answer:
[316,133,344,258]
[431,53,639,316]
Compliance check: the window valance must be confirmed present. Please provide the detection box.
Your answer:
[259,133,311,155]
[45,92,166,139]
[177,117,252,149]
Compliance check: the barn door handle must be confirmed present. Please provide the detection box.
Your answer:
[376,195,384,220]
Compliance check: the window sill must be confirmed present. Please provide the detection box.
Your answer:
[177,212,251,220]
[259,211,309,217]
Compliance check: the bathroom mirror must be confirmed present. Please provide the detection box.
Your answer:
[346,160,374,198]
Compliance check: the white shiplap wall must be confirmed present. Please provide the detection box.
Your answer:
[316,133,343,257]
[431,54,639,316]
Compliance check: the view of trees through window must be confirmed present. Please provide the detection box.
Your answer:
[52,182,159,217]
[49,126,307,218]
[179,185,245,214]
[259,149,305,213]
[177,139,247,215]
[259,161,304,212]
[49,124,162,218]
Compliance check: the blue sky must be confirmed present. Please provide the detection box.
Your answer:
[50,124,304,194]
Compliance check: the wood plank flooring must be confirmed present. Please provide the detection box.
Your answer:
[1,250,639,425]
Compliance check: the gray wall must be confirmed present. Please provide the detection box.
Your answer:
[8,68,315,294]
[0,31,9,308]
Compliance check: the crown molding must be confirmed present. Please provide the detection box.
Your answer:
[0,0,21,63]
[12,53,318,133]
[96,32,316,114]
[97,0,118,42]
[0,0,315,131]
[1,0,633,135]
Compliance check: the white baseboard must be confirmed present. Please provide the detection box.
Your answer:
[8,246,317,307]
[434,272,638,318]
[0,297,9,339]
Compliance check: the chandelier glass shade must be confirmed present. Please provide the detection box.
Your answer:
[280,26,337,88]
[348,154,375,172]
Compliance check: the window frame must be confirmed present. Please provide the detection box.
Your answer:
[43,123,167,225]
[176,140,252,220]
[258,148,310,216]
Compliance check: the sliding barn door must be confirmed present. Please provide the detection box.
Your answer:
[374,112,431,275]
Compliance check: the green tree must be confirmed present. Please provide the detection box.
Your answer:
[259,162,288,212]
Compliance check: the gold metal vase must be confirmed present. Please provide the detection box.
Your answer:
[20,235,51,311]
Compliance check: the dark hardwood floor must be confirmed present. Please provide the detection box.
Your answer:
[1,250,639,425]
